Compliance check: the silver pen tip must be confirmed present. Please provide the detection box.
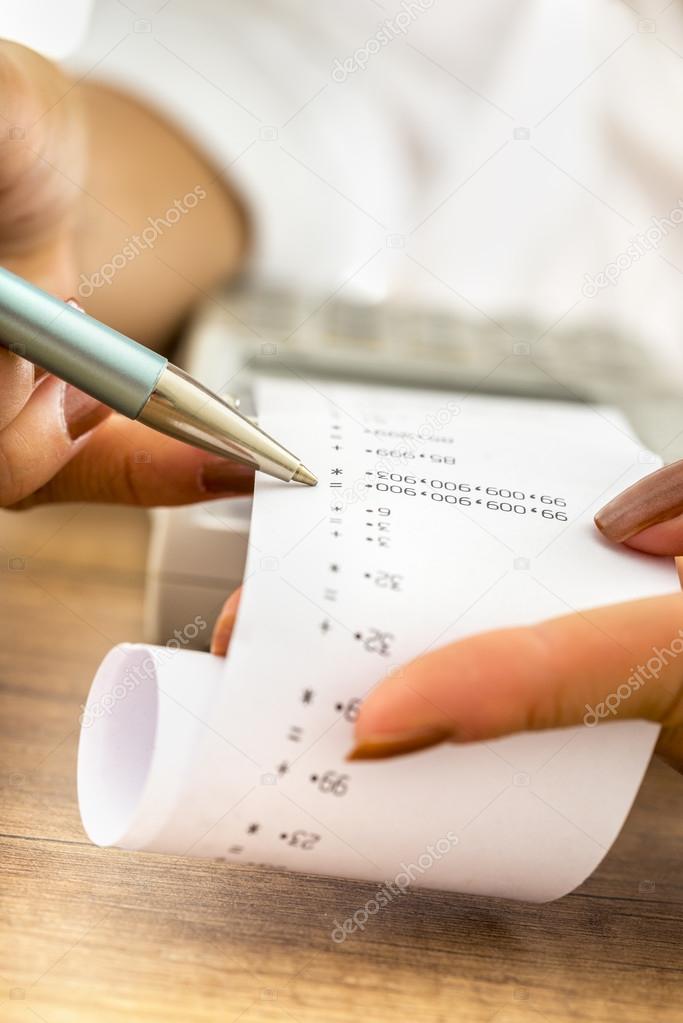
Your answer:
[291,464,318,487]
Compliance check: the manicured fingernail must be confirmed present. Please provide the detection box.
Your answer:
[595,461,683,542]
[346,726,453,761]
[200,459,254,495]
[63,384,111,441]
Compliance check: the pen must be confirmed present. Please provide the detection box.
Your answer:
[0,268,317,486]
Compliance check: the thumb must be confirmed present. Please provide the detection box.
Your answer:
[349,593,683,767]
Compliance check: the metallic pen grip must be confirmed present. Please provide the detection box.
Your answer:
[0,268,166,418]
[139,364,303,481]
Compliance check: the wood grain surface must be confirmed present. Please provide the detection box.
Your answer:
[1,503,682,1023]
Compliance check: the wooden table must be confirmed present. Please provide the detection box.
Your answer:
[1,503,682,1023]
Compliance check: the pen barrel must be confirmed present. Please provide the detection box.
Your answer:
[0,269,166,418]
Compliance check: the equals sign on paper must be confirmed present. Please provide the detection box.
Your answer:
[288,726,304,742]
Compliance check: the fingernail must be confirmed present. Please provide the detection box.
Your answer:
[200,459,254,495]
[62,384,111,441]
[595,461,683,542]
[346,726,453,761]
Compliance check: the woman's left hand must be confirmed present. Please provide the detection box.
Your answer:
[211,461,683,773]
[349,462,683,771]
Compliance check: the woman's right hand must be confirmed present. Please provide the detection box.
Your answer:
[0,40,254,510]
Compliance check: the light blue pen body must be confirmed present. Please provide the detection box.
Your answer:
[0,268,316,485]
[0,267,165,418]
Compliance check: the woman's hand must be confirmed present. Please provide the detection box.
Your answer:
[211,463,683,772]
[348,467,683,770]
[0,40,251,509]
